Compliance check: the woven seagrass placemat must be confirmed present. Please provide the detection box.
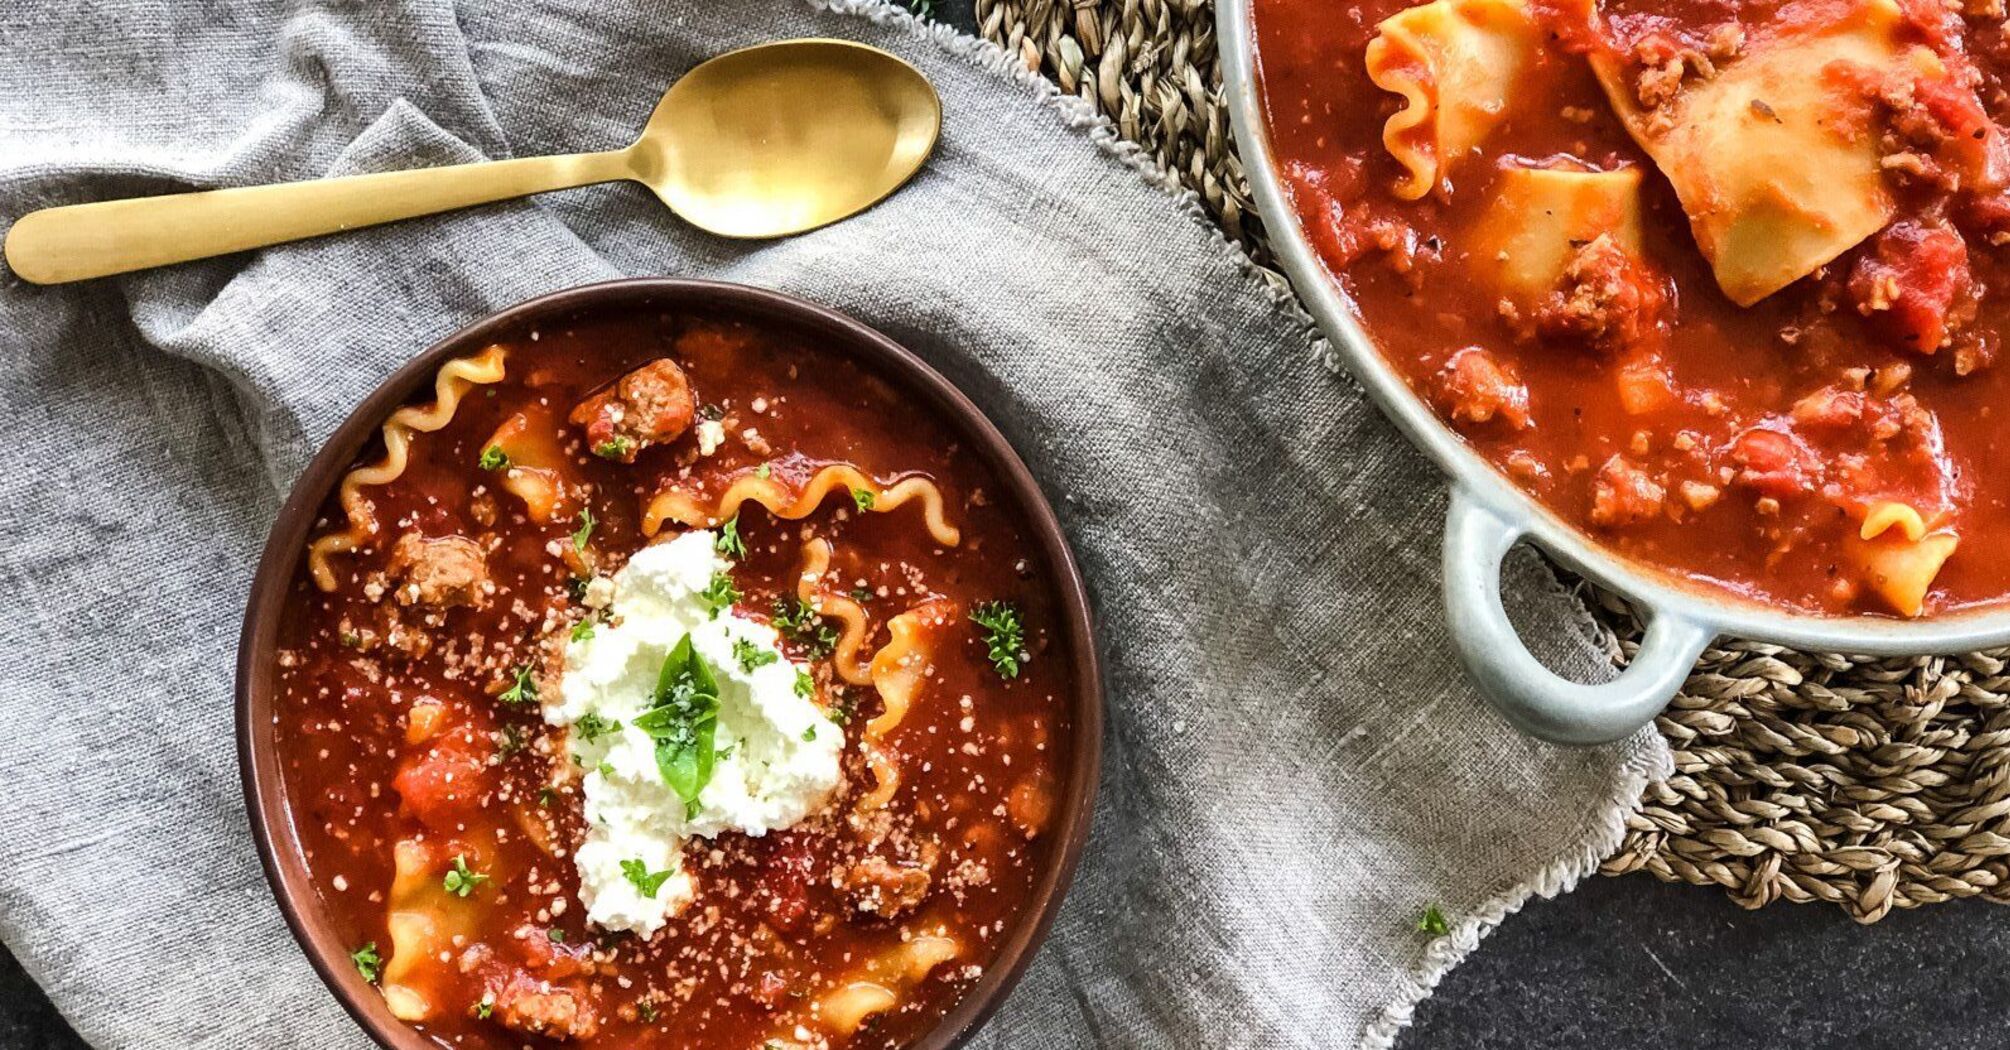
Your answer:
[974,0,2010,923]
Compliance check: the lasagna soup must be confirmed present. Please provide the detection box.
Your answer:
[272,306,1077,1048]
[1255,0,2010,616]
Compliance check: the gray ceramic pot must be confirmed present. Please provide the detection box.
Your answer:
[1217,0,2010,745]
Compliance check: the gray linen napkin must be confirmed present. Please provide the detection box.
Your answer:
[0,1,1669,1047]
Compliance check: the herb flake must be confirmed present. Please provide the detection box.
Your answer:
[733,636,779,674]
[772,597,837,658]
[1418,904,1451,937]
[442,855,489,897]
[715,516,746,558]
[350,942,381,983]
[498,664,538,705]
[620,857,677,898]
[970,601,1026,679]
[699,571,739,620]
[574,712,621,744]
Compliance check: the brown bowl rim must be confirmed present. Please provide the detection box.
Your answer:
[235,277,1105,1050]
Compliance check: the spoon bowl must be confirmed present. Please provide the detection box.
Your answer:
[639,38,941,238]
[3,39,942,284]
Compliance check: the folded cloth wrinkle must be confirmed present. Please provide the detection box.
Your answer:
[0,2,1668,1048]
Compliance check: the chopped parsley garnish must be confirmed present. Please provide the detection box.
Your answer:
[698,570,739,619]
[850,585,874,603]
[638,1000,659,1023]
[715,516,746,558]
[567,575,591,602]
[592,436,634,460]
[715,744,736,760]
[498,664,538,704]
[496,723,526,760]
[1418,904,1451,937]
[475,999,493,1020]
[538,787,558,808]
[795,669,815,699]
[771,597,837,658]
[970,601,1026,679]
[802,725,818,742]
[350,942,381,983]
[851,487,876,511]
[548,928,566,943]
[631,635,722,814]
[574,712,621,743]
[620,858,677,898]
[754,463,772,480]
[596,760,616,778]
[698,402,724,421]
[570,618,596,643]
[572,506,596,550]
[478,445,510,471]
[733,636,779,673]
[442,855,489,897]
[339,630,364,649]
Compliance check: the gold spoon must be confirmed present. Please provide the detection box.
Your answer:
[3,39,941,285]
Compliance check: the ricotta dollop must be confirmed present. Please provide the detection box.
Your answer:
[546,531,842,936]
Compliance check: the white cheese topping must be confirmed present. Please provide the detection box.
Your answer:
[545,531,842,936]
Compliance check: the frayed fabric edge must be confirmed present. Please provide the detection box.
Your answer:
[808,0,1340,374]
[1355,734,1674,1050]
[813,6,1677,1050]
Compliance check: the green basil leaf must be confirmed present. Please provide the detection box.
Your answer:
[633,635,720,812]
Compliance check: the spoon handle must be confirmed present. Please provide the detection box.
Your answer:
[3,149,633,285]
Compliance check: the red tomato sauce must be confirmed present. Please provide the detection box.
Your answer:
[1253,0,2010,616]
[273,306,1076,1048]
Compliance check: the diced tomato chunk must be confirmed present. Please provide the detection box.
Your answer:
[393,729,490,832]
[1589,456,1666,527]
[1726,427,1816,499]
[1614,354,1678,415]
[1847,222,1971,355]
[1434,347,1531,429]
[1909,71,2000,186]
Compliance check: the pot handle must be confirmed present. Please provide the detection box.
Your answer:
[1442,485,1715,745]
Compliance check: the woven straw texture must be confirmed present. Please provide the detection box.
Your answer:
[974,0,2010,923]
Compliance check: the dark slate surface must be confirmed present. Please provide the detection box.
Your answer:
[8,3,2007,1047]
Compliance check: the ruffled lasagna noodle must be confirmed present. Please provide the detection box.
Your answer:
[816,931,961,1035]
[1585,0,1930,304]
[1856,500,1959,616]
[858,600,955,812]
[793,538,874,686]
[307,345,508,590]
[380,838,478,1021]
[1366,0,1541,200]
[642,463,961,547]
